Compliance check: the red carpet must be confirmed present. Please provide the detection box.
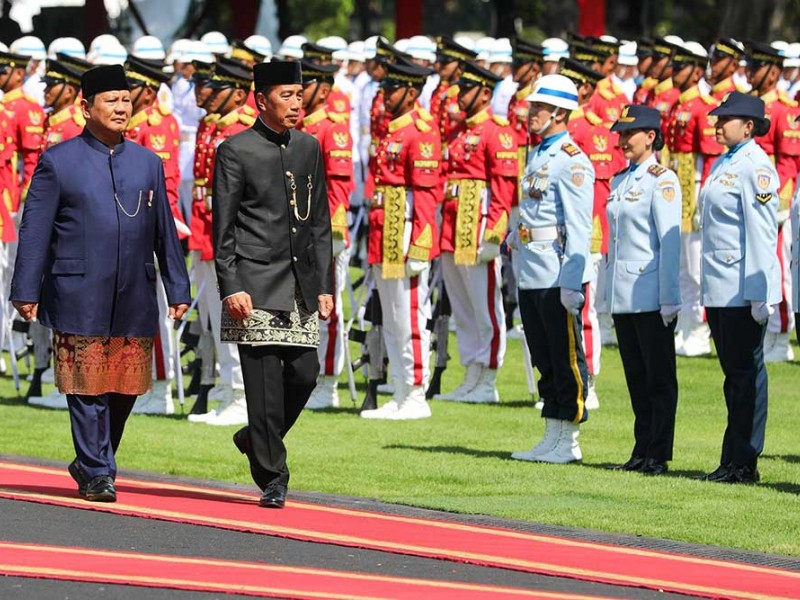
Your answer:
[0,541,598,600]
[1,461,798,600]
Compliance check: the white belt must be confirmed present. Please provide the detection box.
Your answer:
[520,225,558,242]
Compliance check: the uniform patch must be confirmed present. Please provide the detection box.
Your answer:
[757,173,771,190]
[561,142,581,156]
[661,185,676,202]
[648,164,667,177]
[499,132,514,149]
[333,131,349,148]
[571,168,585,187]
[756,192,773,204]
[149,134,166,151]
[418,142,434,158]
[592,134,608,152]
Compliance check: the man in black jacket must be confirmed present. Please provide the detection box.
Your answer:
[212,61,333,508]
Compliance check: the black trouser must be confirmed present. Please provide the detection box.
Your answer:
[518,287,588,423]
[237,344,319,488]
[613,311,678,462]
[67,393,137,479]
[706,307,768,468]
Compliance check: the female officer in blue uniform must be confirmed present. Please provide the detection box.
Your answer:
[700,92,780,484]
[606,105,681,475]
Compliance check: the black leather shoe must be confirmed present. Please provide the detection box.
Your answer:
[259,484,287,509]
[68,460,89,496]
[609,456,645,471]
[641,458,668,476]
[726,464,760,484]
[702,464,732,482]
[85,476,117,502]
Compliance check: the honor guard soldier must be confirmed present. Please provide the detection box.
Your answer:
[431,36,477,146]
[646,39,680,126]
[0,49,45,211]
[359,62,442,420]
[508,74,594,464]
[561,58,627,409]
[707,38,747,100]
[435,61,517,404]
[665,41,723,357]
[792,143,800,347]
[746,41,800,362]
[585,38,628,126]
[229,38,270,111]
[301,41,352,117]
[188,57,256,426]
[700,92,780,484]
[606,106,681,475]
[296,60,355,409]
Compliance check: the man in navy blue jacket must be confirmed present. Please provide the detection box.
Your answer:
[10,65,191,502]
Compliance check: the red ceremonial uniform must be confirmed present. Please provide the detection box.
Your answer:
[633,77,658,105]
[125,103,187,237]
[42,104,84,151]
[756,89,800,206]
[297,107,354,244]
[441,108,517,258]
[710,76,746,101]
[666,86,723,232]
[189,106,255,261]
[327,85,352,117]
[586,77,628,127]
[367,109,442,271]
[0,108,17,242]
[568,106,626,255]
[649,79,681,136]
[2,87,45,211]
[430,81,465,146]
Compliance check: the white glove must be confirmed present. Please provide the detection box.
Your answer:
[332,238,347,257]
[560,288,585,316]
[405,258,428,278]
[505,229,520,252]
[660,304,681,327]
[477,242,501,264]
[777,209,790,226]
[750,301,774,324]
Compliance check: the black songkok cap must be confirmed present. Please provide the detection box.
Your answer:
[43,59,83,87]
[56,52,93,74]
[299,59,338,84]
[207,57,253,90]
[81,64,130,98]
[125,55,170,89]
[558,57,604,86]
[253,60,302,89]
[456,60,503,88]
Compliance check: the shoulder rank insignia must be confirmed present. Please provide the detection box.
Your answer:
[756,192,773,204]
[157,103,172,116]
[648,164,667,177]
[417,107,434,122]
[243,105,257,116]
[492,114,509,126]
[328,111,348,123]
[561,142,580,156]
[239,113,256,126]
[147,110,162,126]
[415,118,431,132]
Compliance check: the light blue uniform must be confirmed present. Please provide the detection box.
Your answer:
[791,191,800,311]
[606,155,682,314]
[515,132,594,291]
[699,139,781,308]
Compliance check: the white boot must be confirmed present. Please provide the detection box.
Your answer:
[459,367,500,403]
[511,418,562,461]
[206,388,248,426]
[535,421,582,463]
[132,380,175,415]
[584,376,599,410]
[434,363,481,401]
[387,385,432,420]
[28,389,68,409]
[361,379,405,419]
[676,323,711,357]
[764,332,795,362]
[188,384,233,423]
[305,375,340,410]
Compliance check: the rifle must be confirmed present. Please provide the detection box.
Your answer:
[350,284,385,411]
[425,267,451,399]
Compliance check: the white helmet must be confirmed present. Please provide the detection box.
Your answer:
[0,42,7,53]
[683,41,708,59]
[10,35,46,61]
[474,36,495,62]
[182,40,214,65]
[165,38,192,64]
[346,40,366,63]
[771,40,789,53]
[525,74,579,111]
[662,35,684,47]
[132,35,166,61]
[279,34,307,59]
[318,36,348,61]
[617,41,638,66]
[406,35,436,63]
[488,37,513,64]
[89,34,120,54]
[784,42,800,68]
[394,38,411,54]
[542,37,569,63]
[453,35,476,52]
[48,37,85,60]
[201,31,230,55]
[244,35,273,61]
[89,41,128,65]
[363,35,383,60]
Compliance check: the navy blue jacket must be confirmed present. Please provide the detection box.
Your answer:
[10,130,191,337]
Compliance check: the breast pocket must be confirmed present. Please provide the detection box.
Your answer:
[712,248,743,266]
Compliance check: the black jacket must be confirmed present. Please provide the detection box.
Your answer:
[213,118,332,312]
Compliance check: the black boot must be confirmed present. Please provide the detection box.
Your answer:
[186,358,202,397]
[360,379,380,412]
[26,367,47,399]
[189,383,213,415]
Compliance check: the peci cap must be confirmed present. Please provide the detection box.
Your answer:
[610,104,661,132]
[253,60,302,89]
[81,64,130,98]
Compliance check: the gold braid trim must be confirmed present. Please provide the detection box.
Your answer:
[380,186,407,279]
[453,178,486,265]
[671,152,698,233]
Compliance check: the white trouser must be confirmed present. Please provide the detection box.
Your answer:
[678,231,703,327]
[374,264,431,387]
[441,253,506,369]
[153,272,175,381]
[767,223,795,334]
[193,253,244,389]
[318,247,350,376]
[30,321,51,369]
[581,253,602,377]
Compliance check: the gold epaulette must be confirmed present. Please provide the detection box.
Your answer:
[415,119,431,132]
[446,86,459,97]
[585,110,603,126]
[328,111,348,123]
[147,109,163,126]
[243,105,257,116]
[73,110,86,127]
[157,103,172,116]
[778,91,798,107]
[701,93,717,106]
[648,164,667,177]
[417,107,434,122]
[492,114,509,126]
[597,79,615,100]
[24,93,39,105]
[561,142,581,156]
[239,113,256,126]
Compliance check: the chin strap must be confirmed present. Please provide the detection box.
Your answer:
[387,87,410,115]
[531,107,560,136]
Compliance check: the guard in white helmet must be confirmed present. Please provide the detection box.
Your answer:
[11,36,46,105]
[201,31,230,56]
[278,35,307,60]
[509,74,594,464]
[130,35,173,113]
[47,37,86,60]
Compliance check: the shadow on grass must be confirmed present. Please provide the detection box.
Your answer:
[383,443,516,461]
[0,394,28,405]
[762,454,800,464]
